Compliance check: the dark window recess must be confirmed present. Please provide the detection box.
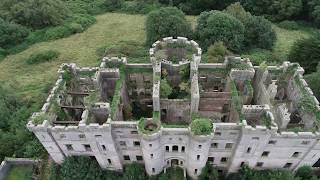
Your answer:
[102,145,106,151]
[181,146,185,152]
[165,146,169,152]
[123,155,130,161]
[262,151,270,157]
[256,162,263,167]
[134,141,140,146]
[84,144,92,151]
[172,145,178,152]
[247,147,251,153]
[221,157,228,163]
[283,163,292,168]
[197,155,200,160]
[136,155,143,161]
[211,143,218,148]
[108,159,112,164]
[208,157,214,163]
[66,144,73,151]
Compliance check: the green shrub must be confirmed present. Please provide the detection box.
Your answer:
[0,18,29,48]
[68,23,84,33]
[105,0,123,12]
[160,78,173,98]
[198,163,219,180]
[70,14,96,29]
[308,0,320,27]
[277,20,300,30]
[207,41,231,63]
[224,2,252,23]
[288,33,320,73]
[44,25,73,40]
[26,50,60,65]
[295,165,314,180]
[270,0,303,21]
[145,7,192,46]
[243,16,276,50]
[0,48,7,61]
[123,162,146,180]
[4,0,68,28]
[121,1,161,14]
[243,49,281,65]
[195,11,245,52]
[190,118,213,135]
[97,41,148,62]
[305,67,320,101]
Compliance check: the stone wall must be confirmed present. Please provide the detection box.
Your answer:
[0,158,39,180]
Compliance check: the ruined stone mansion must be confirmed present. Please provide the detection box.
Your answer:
[27,37,320,179]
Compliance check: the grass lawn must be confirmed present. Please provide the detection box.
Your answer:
[0,12,315,102]
[5,165,33,180]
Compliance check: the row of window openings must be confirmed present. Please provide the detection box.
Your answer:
[66,144,106,152]
[123,155,143,161]
[211,143,233,149]
[245,147,302,158]
[207,157,228,163]
[268,140,310,145]
[60,130,140,139]
[254,162,293,168]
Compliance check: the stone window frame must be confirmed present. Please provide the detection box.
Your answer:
[123,155,130,161]
[261,151,270,157]
[256,162,264,167]
[136,155,143,161]
[133,141,141,147]
[225,143,233,149]
[66,144,73,151]
[83,144,92,152]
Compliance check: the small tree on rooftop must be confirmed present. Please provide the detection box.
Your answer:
[190,118,213,135]
[145,7,192,47]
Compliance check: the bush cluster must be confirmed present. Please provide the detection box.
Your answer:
[288,33,320,73]
[26,50,60,65]
[145,7,192,47]
[0,18,30,49]
[190,118,213,135]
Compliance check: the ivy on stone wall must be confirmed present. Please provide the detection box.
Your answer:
[230,81,242,116]
[110,65,126,119]
[294,76,320,124]
[245,80,253,97]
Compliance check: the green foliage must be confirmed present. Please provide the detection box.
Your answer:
[243,16,276,50]
[224,2,252,23]
[152,167,185,180]
[270,0,303,21]
[288,33,320,73]
[198,163,219,180]
[309,0,320,27]
[160,78,173,98]
[245,80,253,97]
[138,117,160,135]
[305,68,320,100]
[123,162,146,180]
[26,50,60,65]
[5,165,33,180]
[111,66,125,118]
[0,0,68,28]
[261,112,272,129]
[190,118,213,135]
[0,18,29,49]
[241,0,303,21]
[0,84,43,162]
[230,81,242,115]
[145,7,192,46]
[121,1,160,14]
[207,41,231,63]
[231,165,299,180]
[277,20,300,30]
[243,49,281,65]
[195,11,245,52]
[295,165,315,180]
[58,156,103,180]
[98,41,148,63]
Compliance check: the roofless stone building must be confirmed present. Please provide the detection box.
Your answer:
[27,37,320,179]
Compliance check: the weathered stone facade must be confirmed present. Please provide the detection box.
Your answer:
[27,37,320,179]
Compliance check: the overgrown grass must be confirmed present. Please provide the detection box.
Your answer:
[5,165,33,180]
[243,24,316,65]
[26,50,60,65]
[0,12,315,103]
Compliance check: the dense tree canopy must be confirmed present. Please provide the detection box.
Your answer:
[195,11,245,52]
[243,15,276,50]
[0,0,68,28]
[288,33,320,73]
[145,7,192,46]
[0,18,29,48]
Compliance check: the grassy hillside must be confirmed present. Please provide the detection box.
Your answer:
[0,12,314,102]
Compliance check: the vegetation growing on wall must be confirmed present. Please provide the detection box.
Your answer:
[190,118,213,135]
[111,65,126,118]
[230,81,243,115]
